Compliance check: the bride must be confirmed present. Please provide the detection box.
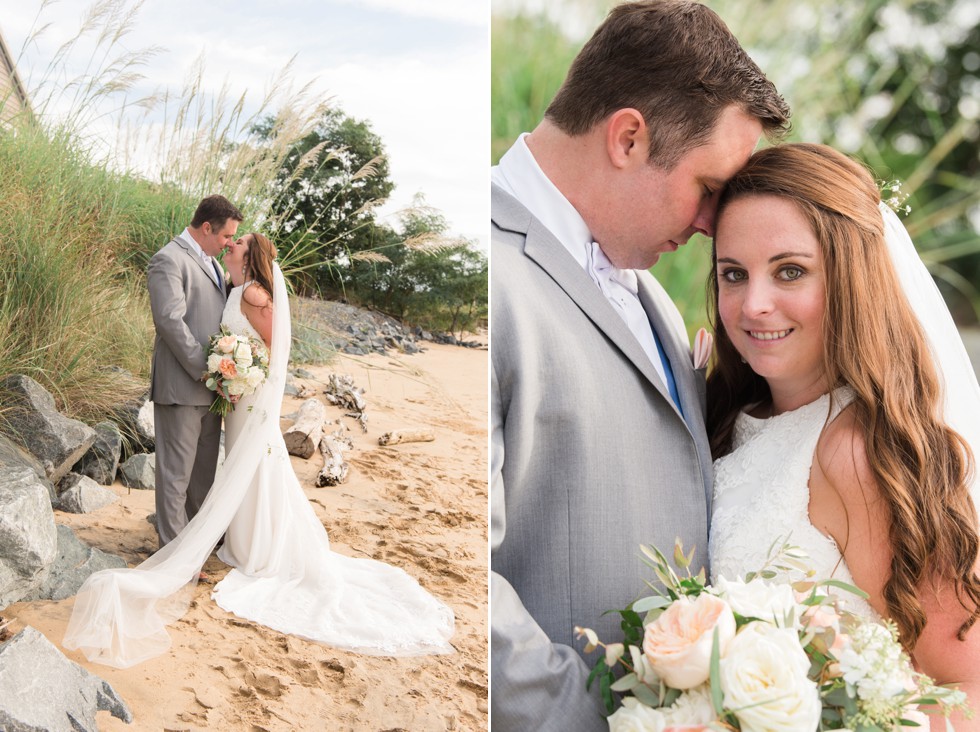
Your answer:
[706,143,980,728]
[64,233,455,668]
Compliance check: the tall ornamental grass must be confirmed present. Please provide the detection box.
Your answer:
[0,124,158,422]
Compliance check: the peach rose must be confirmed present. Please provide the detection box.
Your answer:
[643,594,736,689]
[217,335,238,353]
[218,358,238,379]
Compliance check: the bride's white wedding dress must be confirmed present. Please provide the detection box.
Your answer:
[64,266,454,668]
[709,387,932,728]
[709,387,877,621]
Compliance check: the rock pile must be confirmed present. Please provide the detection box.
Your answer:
[0,376,131,726]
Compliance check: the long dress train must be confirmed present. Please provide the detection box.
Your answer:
[64,265,454,668]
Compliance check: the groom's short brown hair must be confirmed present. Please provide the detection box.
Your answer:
[191,194,244,231]
[545,0,790,169]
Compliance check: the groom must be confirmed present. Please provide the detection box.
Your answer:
[490,2,790,729]
[148,194,243,548]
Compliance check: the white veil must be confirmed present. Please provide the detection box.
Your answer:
[64,263,294,667]
[880,202,980,506]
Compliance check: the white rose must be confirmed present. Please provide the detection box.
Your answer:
[713,575,800,628]
[207,352,225,373]
[661,684,715,726]
[720,622,821,732]
[226,378,247,396]
[607,698,668,732]
[643,593,736,690]
[245,367,265,389]
[234,342,253,368]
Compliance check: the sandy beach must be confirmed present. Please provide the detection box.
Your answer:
[4,342,488,731]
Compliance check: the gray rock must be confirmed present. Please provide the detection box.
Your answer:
[74,420,122,486]
[119,453,155,490]
[55,474,118,514]
[24,524,126,602]
[0,626,133,730]
[0,375,97,484]
[0,469,58,609]
[293,367,317,380]
[0,432,56,503]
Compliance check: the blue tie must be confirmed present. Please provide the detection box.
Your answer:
[652,326,682,416]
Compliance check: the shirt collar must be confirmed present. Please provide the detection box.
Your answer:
[181,227,211,260]
[491,133,594,270]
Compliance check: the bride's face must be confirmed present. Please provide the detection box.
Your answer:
[225,236,250,274]
[715,195,829,404]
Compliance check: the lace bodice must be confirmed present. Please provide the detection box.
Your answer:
[221,282,264,343]
[709,388,878,621]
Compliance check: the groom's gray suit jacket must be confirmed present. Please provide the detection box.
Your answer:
[490,185,713,731]
[148,235,227,406]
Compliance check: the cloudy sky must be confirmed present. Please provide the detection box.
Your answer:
[2,0,489,248]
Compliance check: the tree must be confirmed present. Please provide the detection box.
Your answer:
[347,194,488,333]
[256,107,394,294]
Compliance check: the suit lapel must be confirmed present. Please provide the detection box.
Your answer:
[493,185,676,407]
[638,274,713,510]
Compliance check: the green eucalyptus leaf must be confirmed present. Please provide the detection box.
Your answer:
[709,626,724,714]
[610,672,639,692]
[633,595,673,613]
[631,683,661,708]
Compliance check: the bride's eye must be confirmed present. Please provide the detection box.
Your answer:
[778,265,805,281]
[719,268,746,284]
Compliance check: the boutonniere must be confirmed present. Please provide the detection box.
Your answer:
[693,327,713,370]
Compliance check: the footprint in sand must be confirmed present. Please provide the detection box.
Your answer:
[244,670,285,698]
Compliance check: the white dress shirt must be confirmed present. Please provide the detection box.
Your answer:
[491,134,671,391]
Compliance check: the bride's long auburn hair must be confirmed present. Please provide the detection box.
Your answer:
[706,142,980,650]
[244,232,277,303]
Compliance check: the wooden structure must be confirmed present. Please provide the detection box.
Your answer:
[0,26,31,125]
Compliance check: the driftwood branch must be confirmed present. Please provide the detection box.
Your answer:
[324,374,368,432]
[283,398,327,459]
[316,430,353,486]
[378,429,435,446]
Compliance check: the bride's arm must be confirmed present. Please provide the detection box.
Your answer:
[915,582,980,731]
[812,411,980,730]
[241,284,273,348]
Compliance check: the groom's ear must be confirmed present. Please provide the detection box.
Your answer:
[605,108,647,170]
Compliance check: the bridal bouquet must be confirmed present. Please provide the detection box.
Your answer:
[576,540,970,731]
[203,325,270,416]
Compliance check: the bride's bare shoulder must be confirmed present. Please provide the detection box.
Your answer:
[242,283,272,309]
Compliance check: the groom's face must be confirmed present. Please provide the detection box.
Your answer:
[596,106,762,270]
[200,218,240,258]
